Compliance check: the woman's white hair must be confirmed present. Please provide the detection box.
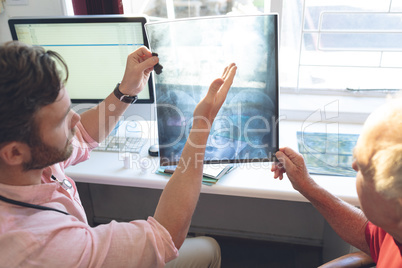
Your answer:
[371,144,402,199]
[367,96,402,199]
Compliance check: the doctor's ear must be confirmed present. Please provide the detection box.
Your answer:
[0,142,30,166]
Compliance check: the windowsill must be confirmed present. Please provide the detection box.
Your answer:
[279,89,393,124]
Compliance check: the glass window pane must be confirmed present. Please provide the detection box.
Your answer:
[143,0,169,18]
[391,0,402,11]
[298,65,402,90]
[382,52,402,67]
[303,0,390,30]
[318,33,402,51]
[281,0,402,92]
[320,13,402,31]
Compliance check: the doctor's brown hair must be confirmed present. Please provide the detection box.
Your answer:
[0,41,69,148]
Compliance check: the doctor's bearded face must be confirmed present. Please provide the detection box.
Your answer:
[22,85,80,171]
[22,128,75,171]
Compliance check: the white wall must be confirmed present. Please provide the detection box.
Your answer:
[0,0,66,44]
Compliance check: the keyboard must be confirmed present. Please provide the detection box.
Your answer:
[93,136,148,153]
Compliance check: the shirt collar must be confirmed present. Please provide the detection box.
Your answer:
[0,167,57,204]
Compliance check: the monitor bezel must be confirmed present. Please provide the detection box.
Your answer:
[8,15,155,104]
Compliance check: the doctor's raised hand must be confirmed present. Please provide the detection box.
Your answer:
[154,62,237,250]
[192,63,237,132]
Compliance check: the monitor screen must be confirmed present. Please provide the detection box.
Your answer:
[8,15,154,104]
[145,14,279,165]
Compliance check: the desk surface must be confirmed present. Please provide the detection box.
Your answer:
[66,119,362,207]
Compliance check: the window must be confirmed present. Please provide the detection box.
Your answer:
[122,0,401,92]
[281,0,402,94]
[121,0,401,122]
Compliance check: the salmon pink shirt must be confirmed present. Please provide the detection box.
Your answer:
[0,122,178,267]
[365,221,402,267]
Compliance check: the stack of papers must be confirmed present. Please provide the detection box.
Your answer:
[157,164,236,185]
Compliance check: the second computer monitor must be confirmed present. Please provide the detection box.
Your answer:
[8,15,154,104]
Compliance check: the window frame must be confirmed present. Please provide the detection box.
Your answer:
[64,0,400,124]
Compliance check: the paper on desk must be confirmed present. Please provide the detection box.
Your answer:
[202,164,234,179]
[156,164,235,185]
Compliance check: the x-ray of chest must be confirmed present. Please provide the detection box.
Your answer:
[145,14,279,166]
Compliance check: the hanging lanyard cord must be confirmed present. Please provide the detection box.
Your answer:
[0,194,70,215]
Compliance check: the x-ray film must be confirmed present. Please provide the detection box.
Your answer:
[145,14,279,166]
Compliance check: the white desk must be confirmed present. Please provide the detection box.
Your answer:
[66,152,359,205]
[66,120,362,207]
[66,120,363,259]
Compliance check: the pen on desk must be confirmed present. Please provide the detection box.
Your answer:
[225,165,237,174]
[164,169,175,174]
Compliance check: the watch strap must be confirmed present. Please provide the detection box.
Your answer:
[113,83,138,104]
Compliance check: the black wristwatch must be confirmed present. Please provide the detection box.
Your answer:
[113,83,138,104]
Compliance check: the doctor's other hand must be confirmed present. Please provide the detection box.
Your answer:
[192,63,237,130]
[271,147,313,192]
[119,46,159,97]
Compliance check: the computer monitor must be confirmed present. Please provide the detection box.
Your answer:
[8,15,154,104]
